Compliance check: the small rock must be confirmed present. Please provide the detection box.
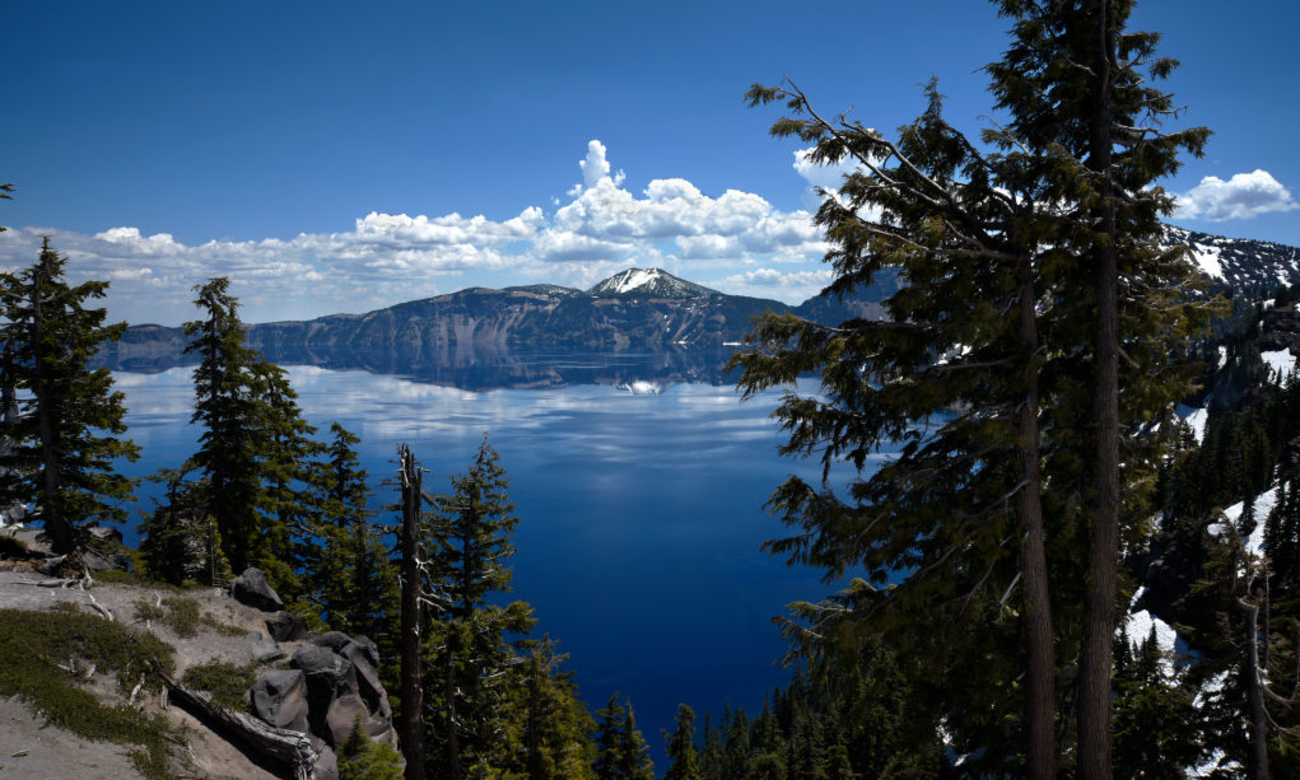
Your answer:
[250,639,285,663]
[231,568,284,612]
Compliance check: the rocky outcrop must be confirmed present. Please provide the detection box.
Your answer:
[231,567,284,612]
[248,629,399,780]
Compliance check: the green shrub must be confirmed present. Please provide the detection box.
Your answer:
[0,608,179,779]
[0,534,32,559]
[160,597,201,637]
[180,660,258,713]
[338,713,405,780]
[134,596,203,637]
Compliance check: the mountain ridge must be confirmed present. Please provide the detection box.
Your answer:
[105,229,1300,365]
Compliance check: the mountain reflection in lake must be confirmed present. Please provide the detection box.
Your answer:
[112,354,848,766]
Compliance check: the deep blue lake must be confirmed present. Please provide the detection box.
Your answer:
[109,352,852,766]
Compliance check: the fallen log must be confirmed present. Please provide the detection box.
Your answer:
[155,667,317,780]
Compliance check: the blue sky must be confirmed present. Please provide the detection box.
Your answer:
[3,0,1296,325]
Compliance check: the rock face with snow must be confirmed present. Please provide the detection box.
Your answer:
[587,267,718,300]
[1167,225,1300,292]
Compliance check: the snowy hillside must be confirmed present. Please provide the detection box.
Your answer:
[1167,225,1300,292]
[587,267,718,300]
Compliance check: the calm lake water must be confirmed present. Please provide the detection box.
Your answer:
[110,354,852,764]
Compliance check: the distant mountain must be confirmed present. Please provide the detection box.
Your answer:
[105,268,824,367]
[1168,226,1300,293]
[587,267,718,300]
[104,230,1300,371]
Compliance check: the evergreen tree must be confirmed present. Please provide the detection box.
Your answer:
[423,434,536,778]
[616,700,655,780]
[0,238,139,554]
[593,693,654,780]
[1110,626,1202,778]
[137,465,231,586]
[699,714,724,780]
[594,694,626,780]
[339,713,406,780]
[500,636,595,780]
[183,277,265,572]
[739,1,1213,773]
[986,4,1211,773]
[314,422,399,650]
[247,359,320,604]
[180,277,319,596]
[663,704,704,780]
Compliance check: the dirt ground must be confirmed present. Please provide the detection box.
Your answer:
[0,533,306,780]
[0,695,142,780]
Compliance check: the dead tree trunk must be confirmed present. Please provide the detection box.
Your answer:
[399,444,427,780]
[157,668,316,780]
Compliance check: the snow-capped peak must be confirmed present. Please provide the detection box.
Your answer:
[587,267,718,300]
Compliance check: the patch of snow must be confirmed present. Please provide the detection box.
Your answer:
[1217,344,1228,370]
[1189,242,1224,279]
[1175,404,1210,444]
[1213,485,1279,556]
[1261,348,1296,387]
[611,268,662,294]
[1126,587,1179,676]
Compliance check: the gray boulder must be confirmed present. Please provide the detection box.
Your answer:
[291,644,356,740]
[324,692,369,747]
[231,567,284,612]
[309,631,352,653]
[266,611,308,642]
[313,745,339,780]
[339,640,390,719]
[250,669,309,734]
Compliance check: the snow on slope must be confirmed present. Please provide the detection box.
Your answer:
[1189,241,1225,279]
[1208,485,1279,556]
[609,268,663,294]
[588,267,717,299]
[1175,404,1211,444]
[1261,348,1296,387]
[1126,586,1180,676]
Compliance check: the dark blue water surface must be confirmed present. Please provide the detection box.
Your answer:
[110,358,857,766]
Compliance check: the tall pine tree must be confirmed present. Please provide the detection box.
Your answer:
[423,434,535,778]
[0,238,138,554]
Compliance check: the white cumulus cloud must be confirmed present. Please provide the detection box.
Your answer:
[0,138,832,322]
[1176,169,1298,221]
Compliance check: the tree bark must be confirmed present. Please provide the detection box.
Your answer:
[399,445,427,780]
[1078,3,1120,778]
[1017,257,1056,780]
